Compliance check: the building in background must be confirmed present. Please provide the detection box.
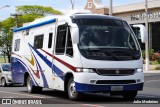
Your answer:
[84,0,160,51]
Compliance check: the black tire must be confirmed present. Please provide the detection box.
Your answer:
[122,91,138,100]
[67,78,81,100]
[27,76,43,93]
[35,86,43,93]
[1,78,7,87]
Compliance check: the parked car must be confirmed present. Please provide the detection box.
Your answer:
[0,63,12,87]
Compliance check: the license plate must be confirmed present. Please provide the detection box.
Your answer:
[111,86,123,91]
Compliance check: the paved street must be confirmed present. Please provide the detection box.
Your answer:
[0,73,160,107]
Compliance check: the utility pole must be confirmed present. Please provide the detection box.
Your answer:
[70,0,75,10]
[10,13,22,28]
[109,0,113,16]
[145,0,149,71]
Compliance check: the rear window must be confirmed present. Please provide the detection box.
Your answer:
[1,64,11,71]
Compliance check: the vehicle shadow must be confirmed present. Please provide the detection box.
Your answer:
[0,84,24,87]
[20,89,133,104]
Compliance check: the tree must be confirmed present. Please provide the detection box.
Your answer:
[0,17,14,63]
[16,5,62,16]
[0,5,62,63]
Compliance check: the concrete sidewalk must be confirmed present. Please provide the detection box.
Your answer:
[144,70,160,73]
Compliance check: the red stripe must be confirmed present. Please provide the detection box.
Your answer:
[41,49,76,72]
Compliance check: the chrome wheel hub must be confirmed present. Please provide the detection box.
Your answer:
[69,81,76,97]
[27,78,32,91]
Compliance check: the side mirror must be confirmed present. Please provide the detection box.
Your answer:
[70,24,79,44]
[133,24,148,43]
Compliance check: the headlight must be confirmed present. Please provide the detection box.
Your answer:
[136,68,143,73]
[76,68,95,73]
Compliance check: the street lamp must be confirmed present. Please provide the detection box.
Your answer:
[70,0,75,10]
[0,5,10,9]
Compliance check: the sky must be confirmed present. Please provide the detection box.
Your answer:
[0,0,154,21]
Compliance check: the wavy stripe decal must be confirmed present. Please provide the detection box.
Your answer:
[29,45,49,87]
[16,59,38,86]
[12,57,38,86]
[25,55,35,66]
[41,49,76,72]
[28,43,64,80]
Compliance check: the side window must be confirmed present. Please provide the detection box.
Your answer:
[66,29,73,56]
[14,39,20,51]
[55,25,67,54]
[88,2,92,8]
[34,35,44,49]
[48,33,53,48]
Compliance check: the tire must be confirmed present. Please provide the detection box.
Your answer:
[67,78,81,100]
[35,86,43,93]
[122,91,138,100]
[27,76,43,93]
[1,78,7,87]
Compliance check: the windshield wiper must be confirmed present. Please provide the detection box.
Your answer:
[111,50,139,59]
[86,48,119,60]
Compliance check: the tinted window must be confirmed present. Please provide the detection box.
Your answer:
[66,30,73,56]
[1,64,10,71]
[48,33,53,48]
[76,19,140,61]
[55,25,67,54]
[14,39,20,51]
[34,35,44,49]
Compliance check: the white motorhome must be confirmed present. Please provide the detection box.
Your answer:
[11,11,146,100]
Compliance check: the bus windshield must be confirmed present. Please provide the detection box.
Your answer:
[73,18,141,60]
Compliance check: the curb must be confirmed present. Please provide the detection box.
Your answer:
[144,70,160,73]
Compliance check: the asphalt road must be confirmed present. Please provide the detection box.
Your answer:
[0,73,160,107]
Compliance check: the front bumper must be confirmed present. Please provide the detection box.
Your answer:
[75,82,144,92]
[6,76,12,84]
[74,72,144,92]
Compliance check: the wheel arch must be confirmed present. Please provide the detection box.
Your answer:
[24,72,29,86]
[1,76,6,83]
[64,72,74,92]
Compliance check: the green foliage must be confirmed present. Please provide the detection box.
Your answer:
[149,49,154,55]
[142,50,145,59]
[18,14,42,27]
[155,67,160,70]
[16,5,62,16]
[142,49,160,64]
[0,5,62,62]
[156,54,160,64]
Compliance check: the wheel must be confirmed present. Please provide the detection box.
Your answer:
[122,91,138,100]
[27,76,34,93]
[1,78,7,87]
[67,78,81,100]
[27,76,43,93]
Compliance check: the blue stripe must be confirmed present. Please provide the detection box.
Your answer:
[13,18,56,32]
[16,59,38,86]
[11,57,38,86]
[75,82,144,92]
[30,49,49,88]
[28,44,64,80]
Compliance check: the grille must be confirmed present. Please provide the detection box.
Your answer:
[96,80,136,84]
[95,69,135,76]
